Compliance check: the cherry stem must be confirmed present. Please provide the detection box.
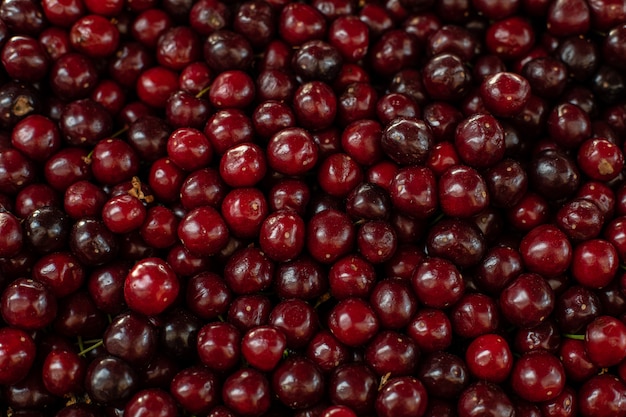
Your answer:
[111,126,129,138]
[195,85,211,98]
[563,333,585,340]
[314,292,332,309]
[78,339,104,357]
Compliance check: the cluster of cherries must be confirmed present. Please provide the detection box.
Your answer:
[1,0,626,416]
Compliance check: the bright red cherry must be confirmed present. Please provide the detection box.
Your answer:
[124,257,180,316]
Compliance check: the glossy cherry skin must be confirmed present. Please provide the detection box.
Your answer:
[177,206,230,257]
[570,239,619,288]
[584,315,626,367]
[457,381,515,417]
[123,257,179,316]
[328,363,378,415]
[438,165,490,218]
[412,257,465,308]
[272,356,325,410]
[1,277,57,330]
[306,208,355,264]
[480,72,531,118]
[0,210,23,257]
[170,366,219,416]
[241,325,287,372]
[510,350,566,403]
[519,224,572,277]
[197,322,242,373]
[465,333,513,383]
[328,297,379,347]
[0,327,36,385]
[499,272,555,329]
[578,374,626,417]
[450,293,501,339]
[376,377,428,417]
[222,368,272,417]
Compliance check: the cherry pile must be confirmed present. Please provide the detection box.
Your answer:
[1,0,626,416]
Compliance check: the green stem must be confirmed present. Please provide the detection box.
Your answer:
[195,85,211,98]
[563,333,585,340]
[111,126,128,138]
[78,340,104,357]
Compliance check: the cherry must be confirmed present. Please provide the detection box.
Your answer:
[578,374,626,417]
[104,311,158,367]
[328,15,369,63]
[510,350,566,403]
[222,368,272,417]
[307,208,355,264]
[209,69,256,109]
[547,0,590,37]
[101,194,147,235]
[328,254,376,300]
[328,363,378,415]
[0,210,23,257]
[376,377,428,417]
[124,389,178,417]
[553,285,601,334]
[123,257,180,316]
[465,333,513,383]
[577,137,624,181]
[485,16,535,60]
[278,2,326,46]
[70,14,120,58]
[1,35,50,83]
[365,330,419,377]
[570,239,619,288]
[269,298,318,349]
[241,325,286,372]
[1,277,57,330]
[252,101,295,140]
[438,165,490,218]
[170,366,220,415]
[418,351,470,399]
[520,224,572,277]
[272,356,325,409]
[328,297,379,347]
[274,255,327,300]
[259,209,306,262]
[267,127,318,176]
[197,321,241,373]
[584,315,626,367]
[0,327,36,385]
[458,381,515,417]
[426,218,486,269]
[389,166,438,219]
[412,257,465,308]
[293,81,337,131]
[305,329,350,374]
[422,53,472,102]
[41,0,85,27]
[451,292,501,338]
[178,206,230,257]
[499,272,555,329]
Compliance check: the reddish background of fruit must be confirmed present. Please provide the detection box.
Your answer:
[1,0,626,416]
